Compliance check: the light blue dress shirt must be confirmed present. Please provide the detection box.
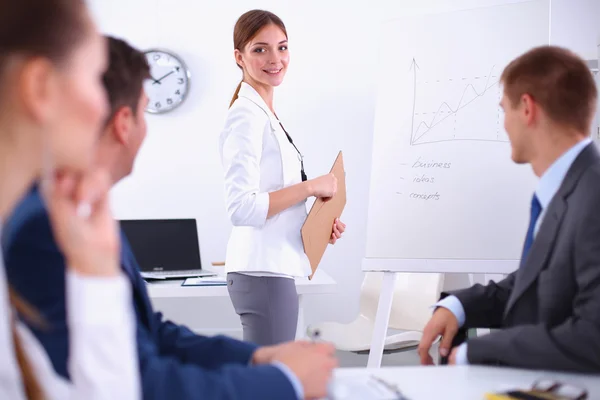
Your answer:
[273,361,304,399]
[436,138,592,365]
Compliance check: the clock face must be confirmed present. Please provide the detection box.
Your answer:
[144,49,190,114]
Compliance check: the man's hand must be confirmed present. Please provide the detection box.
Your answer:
[417,307,459,365]
[43,169,120,277]
[251,341,311,365]
[448,347,458,365]
[251,345,277,365]
[272,342,337,400]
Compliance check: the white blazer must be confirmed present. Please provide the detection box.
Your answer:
[219,82,311,278]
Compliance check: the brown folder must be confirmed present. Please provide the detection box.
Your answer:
[301,151,347,280]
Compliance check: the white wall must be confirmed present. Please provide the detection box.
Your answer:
[88,0,600,335]
[551,0,599,59]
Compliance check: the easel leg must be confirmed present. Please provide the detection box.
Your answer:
[366,272,397,368]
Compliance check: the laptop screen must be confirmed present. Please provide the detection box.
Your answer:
[119,219,202,272]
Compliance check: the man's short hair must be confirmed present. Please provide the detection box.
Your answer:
[501,46,597,133]
[103,36,150,123]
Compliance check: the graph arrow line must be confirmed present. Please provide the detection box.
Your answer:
[409,58,420,145]
[411,64,498,145]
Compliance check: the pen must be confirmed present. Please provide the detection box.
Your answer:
[308,328,321,343]
[370,375,407,400]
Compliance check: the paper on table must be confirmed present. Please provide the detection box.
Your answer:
[182,276,227,286]
[326,375,409,400]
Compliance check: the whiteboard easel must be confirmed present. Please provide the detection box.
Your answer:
[363,0,550,368]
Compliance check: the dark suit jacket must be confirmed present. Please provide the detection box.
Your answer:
[3,188,297,399]
[444,143,600,373]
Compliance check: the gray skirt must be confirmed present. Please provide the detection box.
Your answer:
[227,272,299,346]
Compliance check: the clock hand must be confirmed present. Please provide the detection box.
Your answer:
[152,70,175,85]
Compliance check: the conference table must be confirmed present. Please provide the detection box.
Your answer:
[331,365,600,399]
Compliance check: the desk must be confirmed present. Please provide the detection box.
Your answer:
[363,259,517,367]
[334,365,600,399]
[146,270,337,339]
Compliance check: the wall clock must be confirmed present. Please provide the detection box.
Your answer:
[144,48,191,114]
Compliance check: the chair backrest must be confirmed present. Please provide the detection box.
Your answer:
[359,272,444,332]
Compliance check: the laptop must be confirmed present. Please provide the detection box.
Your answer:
[119,218,216,280]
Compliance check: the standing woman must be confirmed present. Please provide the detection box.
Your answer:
[220,9,346,346]
[0,0,139,399]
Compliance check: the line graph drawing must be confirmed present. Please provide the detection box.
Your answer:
[412,67,496,141]
[408,58,508,146]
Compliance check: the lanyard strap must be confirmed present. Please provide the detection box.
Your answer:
[278,122,307,182]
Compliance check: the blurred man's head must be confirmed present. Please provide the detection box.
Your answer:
[97,35,150,183]
[499,46,597,175]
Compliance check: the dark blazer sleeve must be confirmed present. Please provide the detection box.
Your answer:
[4,195,300,399]
[153,312,258,369]
[121,235,260,369]
[123,232,300,398]
[136,325,297,400]
[3,198,73,378]
[466,200,600,373]
[443,273,516,329]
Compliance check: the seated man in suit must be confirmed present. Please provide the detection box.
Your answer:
[418,45,600,373]
[3,36,336,400]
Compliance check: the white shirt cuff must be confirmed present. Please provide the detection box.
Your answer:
[228,191,270,228]
[455,343,469,365]
[253,191,270,226]
[66,270,131,326]
[65,269,140,399]
[272,361,303,399]
[434,295,466,327]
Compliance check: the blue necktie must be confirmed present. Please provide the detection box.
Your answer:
[521,194,542,263]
